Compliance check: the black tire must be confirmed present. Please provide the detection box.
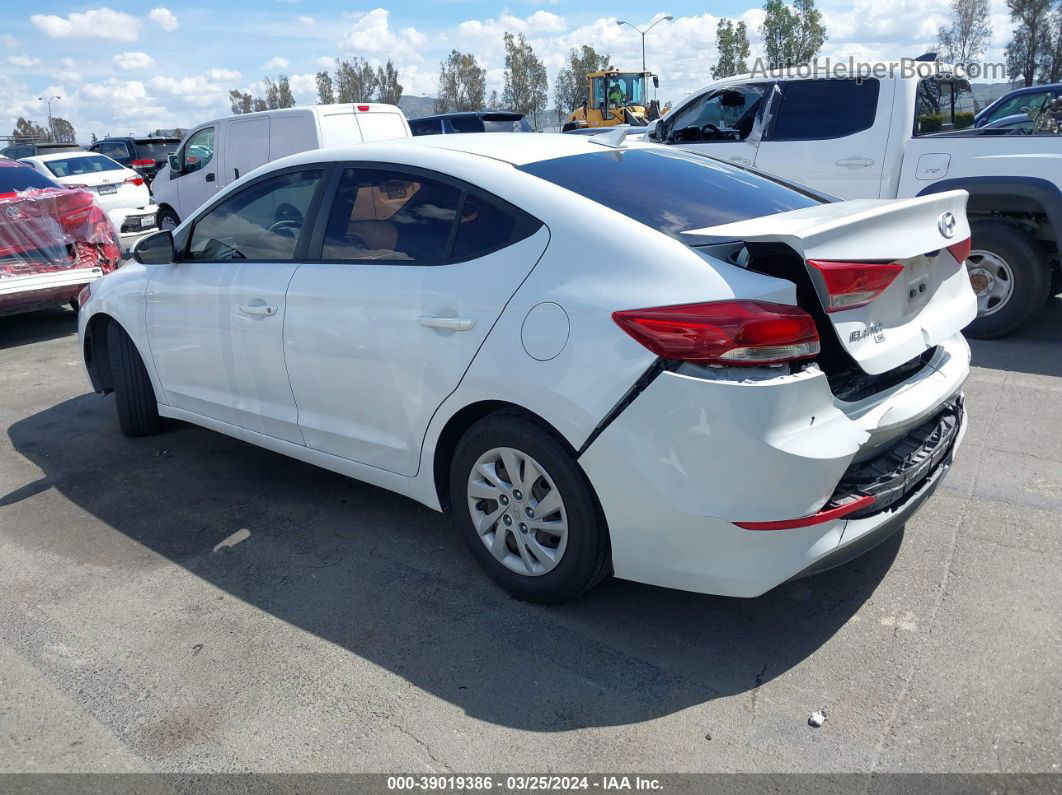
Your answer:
[449,411,611,603]
[157,207,180,232]
[106,322,162,437]
[965,221,1052,338]
[69,298,79,312]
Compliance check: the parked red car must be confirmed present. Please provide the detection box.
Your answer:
[0,159,121,316]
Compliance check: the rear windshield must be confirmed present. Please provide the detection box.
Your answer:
[518,148,821,240]
[133,140,179,160]
[483,117,532,132]
[43,155,124,178]
[0,165,60,193]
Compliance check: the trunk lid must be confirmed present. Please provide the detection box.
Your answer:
[684,190,977,374]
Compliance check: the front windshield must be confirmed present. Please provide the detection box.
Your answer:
[594,74,647,107]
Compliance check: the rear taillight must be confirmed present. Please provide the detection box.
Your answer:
[612,300,820,365]
[946,237,971,264]
[131,158,155,166]
[124,176,145,186]
[806,259,904,312]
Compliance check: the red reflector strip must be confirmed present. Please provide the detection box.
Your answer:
[734,495,875,531]
[131,159,155,166]
[946,237,971,264]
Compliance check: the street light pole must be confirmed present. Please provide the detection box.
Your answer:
[616,15,674,72]
[37,95,61,141]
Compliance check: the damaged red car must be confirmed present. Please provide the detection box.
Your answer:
[0,159,121,317]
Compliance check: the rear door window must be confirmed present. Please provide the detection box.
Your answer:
[769,79,880,141]
[915,77,977,134]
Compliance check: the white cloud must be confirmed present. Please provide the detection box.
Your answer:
[149,7,179,32]
[262,56,290,70]
[338,9,426,60]
[297,16,315,28]
[6,55,42,68]
[458,10,567,40]
[30,8,141,42]
[206,68,241,82]
[114,51,156,71]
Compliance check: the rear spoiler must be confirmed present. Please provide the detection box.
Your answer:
[682,190,970,262]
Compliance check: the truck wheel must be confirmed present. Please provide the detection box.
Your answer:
[965,221,1051,339]
[107,322,162,437]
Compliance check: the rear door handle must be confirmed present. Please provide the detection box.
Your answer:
[238,303,277,318]
[836,157,875,168]
[419,316,476,331]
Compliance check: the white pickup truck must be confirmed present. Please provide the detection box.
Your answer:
[646,62,1061,337]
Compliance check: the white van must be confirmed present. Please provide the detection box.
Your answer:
[152,103,411,229]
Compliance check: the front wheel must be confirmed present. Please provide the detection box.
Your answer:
[107,322,162,437]
[450,411,611,603]
[965,221,1051,338]
[157,208,180,232]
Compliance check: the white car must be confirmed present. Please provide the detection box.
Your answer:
[77,133,975,603]
[20,151,159,250]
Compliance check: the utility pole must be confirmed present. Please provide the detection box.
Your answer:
[616,15,673,72]
[37,95,61,141]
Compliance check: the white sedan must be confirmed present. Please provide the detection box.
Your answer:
[77,133,976,602]
[20,151,159,251]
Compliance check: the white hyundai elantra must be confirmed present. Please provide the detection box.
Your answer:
[77,132,975,603]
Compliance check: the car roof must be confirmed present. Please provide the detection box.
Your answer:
[417,111,525,121]
[23,151,112,163]
[0,159,32,168]
[405,131,646,165]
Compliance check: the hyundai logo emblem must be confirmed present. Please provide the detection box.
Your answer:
[938,212,957,239]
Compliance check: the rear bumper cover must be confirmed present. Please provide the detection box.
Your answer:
[579,333,970,597]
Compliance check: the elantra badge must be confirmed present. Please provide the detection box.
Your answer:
[938,211,957,239]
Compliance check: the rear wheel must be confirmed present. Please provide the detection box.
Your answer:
[450,411,610,603]
[106,322,162,437]
[965,221,1051,338]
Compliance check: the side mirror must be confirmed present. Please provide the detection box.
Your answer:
[168,153,181,173]
[133,230,175,265]
[645,119,661,140]
[653,75,660,89]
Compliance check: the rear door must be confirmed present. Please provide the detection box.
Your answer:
[753,78,891,199]
[284,163,547,475]
[684,190,978,374]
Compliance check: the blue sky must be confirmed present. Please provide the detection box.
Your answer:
[2,1,1013,140]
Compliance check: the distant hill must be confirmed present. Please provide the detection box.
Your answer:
[399,95,436,119]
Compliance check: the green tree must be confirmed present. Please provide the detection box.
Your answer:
[1005,0,1054,85]
[761,0,827,69]
[502,32,548,128]
[316,70,335,104]
[487,89,500,109]
[51,116,76,143]
[11,117,51,142]
[435,50,487,112]
[228,89,253,114]
[553,45,610,113]
[276,75,295,108]
[712,19,751,79]
[937,0,993,67]
[335,57,378,103]
[376,60,403,105]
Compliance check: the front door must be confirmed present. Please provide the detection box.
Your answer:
[663,82,772,166]
[283,164,548,476]
[147,166,326,442]
[174,125,220,219]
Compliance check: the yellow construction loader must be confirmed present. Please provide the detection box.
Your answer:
[562,68,663,131]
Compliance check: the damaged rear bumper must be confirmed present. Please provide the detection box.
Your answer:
[578,333,970,598]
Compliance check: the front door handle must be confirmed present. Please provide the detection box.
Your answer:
[836,156,875,168]
[238,303,277,318]
[419,316,476,331]
[206,172,216,182]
